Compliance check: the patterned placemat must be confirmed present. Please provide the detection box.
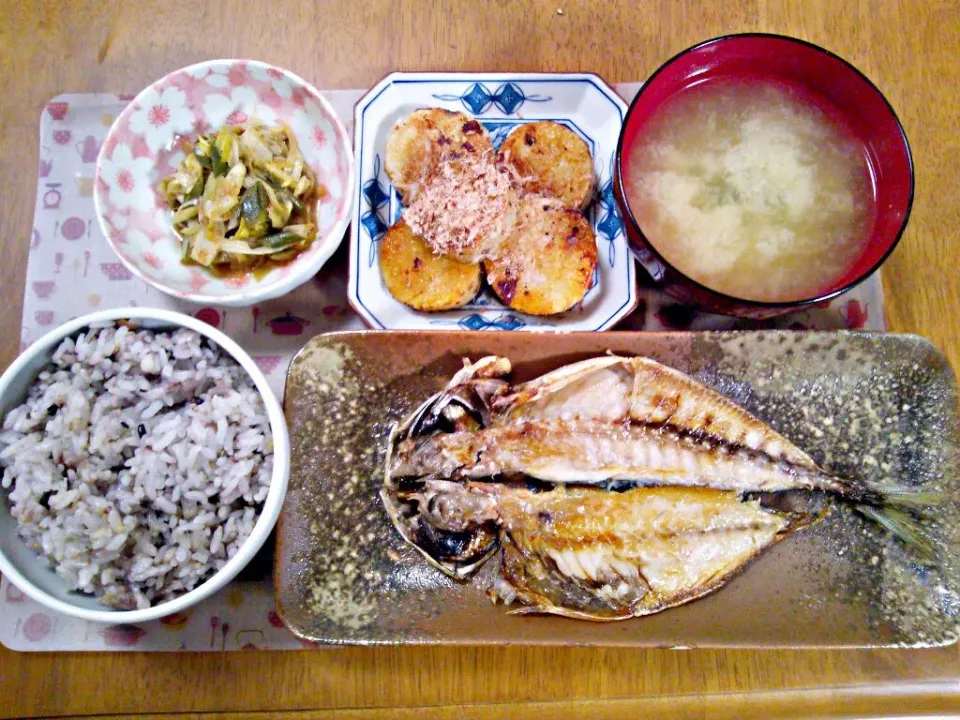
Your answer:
[1,83,886,652]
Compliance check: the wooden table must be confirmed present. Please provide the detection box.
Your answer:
[2,1,960,718]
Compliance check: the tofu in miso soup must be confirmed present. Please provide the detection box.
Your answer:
[625,79,875,303]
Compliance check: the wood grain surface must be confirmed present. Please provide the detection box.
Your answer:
[1,1,960,718]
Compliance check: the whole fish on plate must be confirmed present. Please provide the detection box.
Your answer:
[382,355,934,621]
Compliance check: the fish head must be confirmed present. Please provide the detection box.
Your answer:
[387,357,511,477]
[380,481,498,579]
[391,357,511,446]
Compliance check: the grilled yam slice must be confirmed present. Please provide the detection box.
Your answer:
[485,201,598,316]
[497,121,595,210]
[379,219,482,311]
[385,108,493,204]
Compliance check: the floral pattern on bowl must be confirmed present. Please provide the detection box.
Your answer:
[94,59,354,306]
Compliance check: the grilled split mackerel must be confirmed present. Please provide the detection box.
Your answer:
[382,355,934,621]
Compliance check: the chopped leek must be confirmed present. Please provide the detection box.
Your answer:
[160,119,319,272]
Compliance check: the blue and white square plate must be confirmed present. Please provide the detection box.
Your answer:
[348,72,638,331]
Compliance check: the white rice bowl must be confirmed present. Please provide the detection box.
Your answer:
[0,308,289,623]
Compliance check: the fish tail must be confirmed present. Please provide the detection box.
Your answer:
[854,504,937,563]
[866,483,942,513]
[845,480,941,562]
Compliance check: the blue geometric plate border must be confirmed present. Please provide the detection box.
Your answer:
[349,72,637,332]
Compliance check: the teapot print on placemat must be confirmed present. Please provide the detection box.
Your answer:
[75,135,102,163]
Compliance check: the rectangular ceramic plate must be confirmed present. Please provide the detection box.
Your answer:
[348,72,637,332]
[275,331,960,647]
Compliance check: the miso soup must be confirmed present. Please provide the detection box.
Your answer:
[626,79,875,303]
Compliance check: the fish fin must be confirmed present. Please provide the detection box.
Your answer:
[855,504,938,563]
[504,605,546,616]
[867,483,941,513]
[451,356,511,385]
[494,356,629,414]
[504,604,631,622]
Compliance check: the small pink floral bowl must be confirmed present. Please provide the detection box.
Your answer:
[94,59,354,306]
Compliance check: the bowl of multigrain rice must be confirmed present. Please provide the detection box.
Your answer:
[0,307,289,623]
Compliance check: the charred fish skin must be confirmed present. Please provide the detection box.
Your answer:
[389,354,862,498]
[493,356,819,469]
[390,419,852,495]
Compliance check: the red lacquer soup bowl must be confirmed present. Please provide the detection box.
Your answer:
[614,34,914,319]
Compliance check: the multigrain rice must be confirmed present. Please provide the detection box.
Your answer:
[0,323,273,609]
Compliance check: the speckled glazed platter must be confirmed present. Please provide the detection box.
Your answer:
[275,331,960,647]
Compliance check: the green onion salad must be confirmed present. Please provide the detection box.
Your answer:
[159,121,323,277]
